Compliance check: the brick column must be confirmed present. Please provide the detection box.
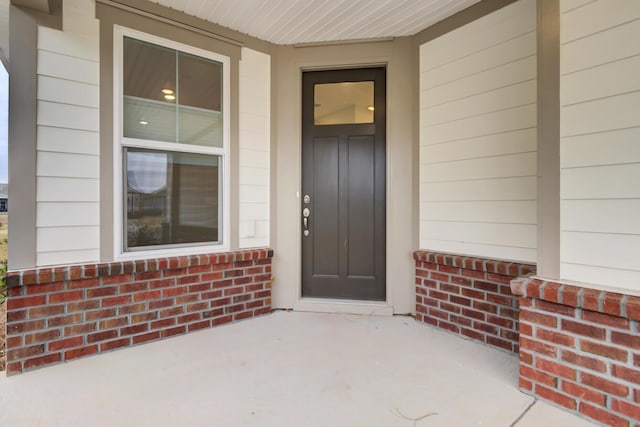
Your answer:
[512,278,640,426]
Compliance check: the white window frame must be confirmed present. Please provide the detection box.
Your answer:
[113,25,231,260]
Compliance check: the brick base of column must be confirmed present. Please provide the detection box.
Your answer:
[512,278,640,426]
[5,249,273,375]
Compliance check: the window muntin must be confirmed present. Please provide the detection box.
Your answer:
[117,28,230,257]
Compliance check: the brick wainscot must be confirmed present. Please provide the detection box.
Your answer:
[414,251,535,353]
[5,249,273,375]
[512,278,640,427]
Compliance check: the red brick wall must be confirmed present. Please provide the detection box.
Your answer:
[512,278,640,427]
[4,249,273,375]
[414,251,535,353]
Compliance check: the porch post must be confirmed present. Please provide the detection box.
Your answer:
[536,0,560,279]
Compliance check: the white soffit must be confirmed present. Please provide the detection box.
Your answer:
[148,0,483,45]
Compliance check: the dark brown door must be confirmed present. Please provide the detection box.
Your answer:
[301,67,386,301]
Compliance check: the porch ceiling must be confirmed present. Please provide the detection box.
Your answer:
[148,0,482,45]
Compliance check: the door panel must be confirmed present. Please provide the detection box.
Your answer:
[312,137,339,277]
[301,68,386,301]
[348,135,375,278]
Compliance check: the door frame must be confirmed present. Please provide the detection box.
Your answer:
[295,64,393,315]
[271,39,416,316]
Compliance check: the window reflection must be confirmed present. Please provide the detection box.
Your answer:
[126,148,220,249]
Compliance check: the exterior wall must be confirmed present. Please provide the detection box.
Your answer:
[36,0,100,266]
[4,249,273,375]
[6,1,277,269]
[415,250,534,353]
[513,278,640,426]
[239,47,270,249]
[559,0,640,292]
[418,0,537,263]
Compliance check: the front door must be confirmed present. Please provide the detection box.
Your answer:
[301,67,386,301]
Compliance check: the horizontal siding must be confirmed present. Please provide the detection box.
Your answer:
[562,91,640,137]
[562,232,640,272]
[37,126,99,156]
[421,221,536,249]
[37,152,99,179]
[561,54,640,106]
[421,239,536,265]
[421,56,537,109]
[560,263,640,291]
[422,200,537,224]
[37,100,99,132]
[36,202,100,227]
[422,79,536,127]
[560,0,640,291]
[421,128,536,164]
[238,48,270,248]
[421,177,537,202]
[421,152,536,183]
[37,75,99,108]
[420,0,535,70]
[562,199,640,235]
[561,17,640,75]
[561,127,640,168]
[36,226,100,252]
[419,0,537,263]
[38,50,99,85]
[35,3,100,266]
[561,0,640,44]
[562,164,640,199]
[37,250,101,267]
[36,177,99,202]
[421,31,536,91]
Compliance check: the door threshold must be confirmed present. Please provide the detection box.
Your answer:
[294,298,393,316]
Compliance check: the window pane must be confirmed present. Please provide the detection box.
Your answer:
[123,37,177,142]
[125,148,220,249]
[123,37,224,148]
[314,81,374,125]
[178,51,223,147]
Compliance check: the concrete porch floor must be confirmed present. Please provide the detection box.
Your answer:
[0,311,596,427]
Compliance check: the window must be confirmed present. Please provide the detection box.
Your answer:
[115,28,230,256]
[314,81,374,125]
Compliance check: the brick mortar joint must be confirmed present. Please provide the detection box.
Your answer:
[413,250,536,278]
[6,248,274,287]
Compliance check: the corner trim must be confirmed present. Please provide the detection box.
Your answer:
[536,0,561,279]
[7,5,37,269]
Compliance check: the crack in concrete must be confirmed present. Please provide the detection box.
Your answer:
[510,399,538,427]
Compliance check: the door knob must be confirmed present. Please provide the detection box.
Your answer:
[302,207,310,236]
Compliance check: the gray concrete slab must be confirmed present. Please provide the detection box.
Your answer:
[0,311,596,426]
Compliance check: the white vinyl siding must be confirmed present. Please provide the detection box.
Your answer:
[238,48,270,248]
[560,0,640,291]
[419,0,537,263]
[35,0,100,266]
